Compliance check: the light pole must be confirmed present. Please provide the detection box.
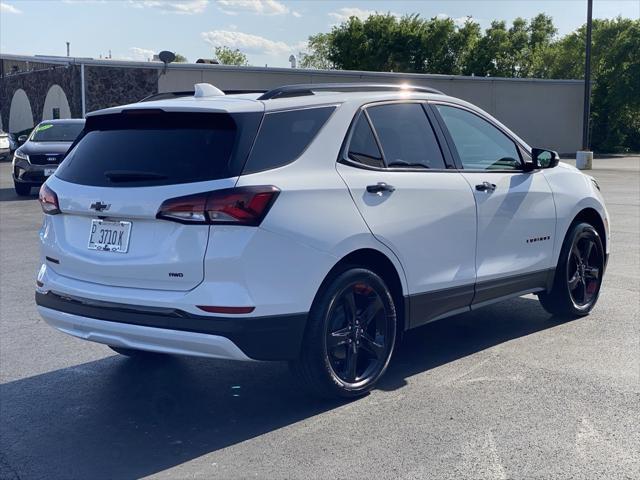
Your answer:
[577,0,593,170]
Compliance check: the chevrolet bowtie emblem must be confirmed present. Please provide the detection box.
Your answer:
[90,202,111,212]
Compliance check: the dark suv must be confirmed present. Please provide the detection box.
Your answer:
[12,119,85,196]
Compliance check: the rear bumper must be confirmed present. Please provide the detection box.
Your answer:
[36,291,307,361]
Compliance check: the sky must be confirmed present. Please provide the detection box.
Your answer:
[1,0,639,67]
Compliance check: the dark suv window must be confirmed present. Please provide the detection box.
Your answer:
[367,103,446,169]
[243,106,336,174]
[347,113,384,168]
[56,111,261,187]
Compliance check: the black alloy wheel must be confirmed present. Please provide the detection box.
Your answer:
[291,268,397,398]
[539,222,605,317]
[566,230,603,309]
[325,281,394,387]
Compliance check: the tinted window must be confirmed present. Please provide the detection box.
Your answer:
[347,114,384,168]
[31,122,84,142]
[367,103,445,169]
[56,111,261,187]
[243,106,336,174]
[436,105,521,170]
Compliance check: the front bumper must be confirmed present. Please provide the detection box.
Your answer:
[36,291,307,361]
[13,159,58,184]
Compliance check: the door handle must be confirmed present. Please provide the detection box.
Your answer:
[367,182,396,194]
[475,181,496,192]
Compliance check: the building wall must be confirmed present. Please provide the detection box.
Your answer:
[85,66,158,113]
[0,65,81,133]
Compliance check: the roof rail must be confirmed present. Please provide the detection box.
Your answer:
[139,89,268,103]
[257,83,444,100]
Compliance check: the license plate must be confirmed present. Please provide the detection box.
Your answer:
[44,167,56,176]
[88,220,132,253]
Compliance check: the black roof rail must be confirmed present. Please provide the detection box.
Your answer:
[139,89,268,102]
[257,83,444,100]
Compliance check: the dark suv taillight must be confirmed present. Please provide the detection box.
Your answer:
[38,184,60,215]
[157,186,280,226]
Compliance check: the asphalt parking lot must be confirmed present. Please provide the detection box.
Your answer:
[0,157,638,480]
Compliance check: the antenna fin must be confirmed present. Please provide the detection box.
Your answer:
[194,83,225,98]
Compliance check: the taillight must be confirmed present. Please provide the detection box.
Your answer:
[38,184,60,215]
[157,186,280,226]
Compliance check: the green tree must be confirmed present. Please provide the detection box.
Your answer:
[464,20,511,76]
[214,46,249,66]
[174,53,188,63]
[299,33,333,69]
[535,17,640,151]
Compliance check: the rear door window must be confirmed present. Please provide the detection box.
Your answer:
[366,103,446,169]
[242,106,336,174]
[56,111,261,187]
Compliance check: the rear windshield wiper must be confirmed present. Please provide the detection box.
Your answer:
[104,170,168,182]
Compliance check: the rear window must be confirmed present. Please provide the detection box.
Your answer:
[242,106,336,174]
[31,122,84,142]
[56,111,261,187]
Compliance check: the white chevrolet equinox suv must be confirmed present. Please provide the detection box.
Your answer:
[36,83,610,398]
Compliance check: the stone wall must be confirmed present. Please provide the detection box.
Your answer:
[85,66,157,113]
[0,65,81,132]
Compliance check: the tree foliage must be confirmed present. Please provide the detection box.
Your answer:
[174,53,188,63]
[299,33,334,69]
[214,46,249,66]
[299,14,639,152]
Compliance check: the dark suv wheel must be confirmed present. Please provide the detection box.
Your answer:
[539,222,605,317]
[290,267,397,398]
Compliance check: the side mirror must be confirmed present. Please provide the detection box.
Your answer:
[18,135,28,144]
[532,148,560,169]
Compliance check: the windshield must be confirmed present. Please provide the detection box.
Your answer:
[31,123,84,143]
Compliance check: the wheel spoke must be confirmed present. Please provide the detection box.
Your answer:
[327,326,350,350]
[579,279,588,302]
[343,290,357,323]
[360,295,383,327]
[345,344,358,382]
[568,271,581,290]
[571,244,582,264]
[583,240,594,262]
[360,334,385,360]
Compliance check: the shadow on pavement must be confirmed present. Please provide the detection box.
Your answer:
[0,187,38,202]
[0,296,573,479]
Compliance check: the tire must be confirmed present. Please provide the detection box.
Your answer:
[539,221,605,317]
[109,346,165,358]
[290,267,397,399]
[14,181,32,196]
